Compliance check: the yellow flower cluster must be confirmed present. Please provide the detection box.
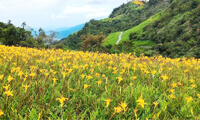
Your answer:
[0,110,4,116]
[133,1,144,6]
[0,45,199,119]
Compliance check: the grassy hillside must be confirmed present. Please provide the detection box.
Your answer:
[121,13,160,42]
[103,13,161,46]
[103,32,121,45]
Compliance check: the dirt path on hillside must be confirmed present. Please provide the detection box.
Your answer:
[116,32,123,44]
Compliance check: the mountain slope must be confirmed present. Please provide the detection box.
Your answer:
[103,0,200,57]
[59,0,171,49]
[135,0,200,57]
[103,13,161,45]
[57,0,200,58]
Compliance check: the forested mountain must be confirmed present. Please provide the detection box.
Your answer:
[57,0,200,58]
[59,0,172,49]
[140,0,200,57]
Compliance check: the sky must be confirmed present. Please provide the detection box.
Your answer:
[0,0,129,29]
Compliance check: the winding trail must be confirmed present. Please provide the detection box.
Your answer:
[116,32,123,44]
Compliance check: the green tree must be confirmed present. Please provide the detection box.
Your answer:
[81,33,105,51]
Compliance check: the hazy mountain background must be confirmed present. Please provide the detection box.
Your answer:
[32,23,85,40]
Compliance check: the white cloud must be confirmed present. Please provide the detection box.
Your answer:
[53,5,110,19]
[0,0,127,29]
[86,12,110,19]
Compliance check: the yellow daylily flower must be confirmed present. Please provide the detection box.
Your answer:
[3,84,10,91]
[84,84,90,89]
[52,78,57,84]
[161,75,168,81]
[136,97,147,108]
[4,90,13,97]
[169,94,175,99]
[171,83,177,88]
[116,77,123,84]
[114,106,122,113]
[105,99,112,108]
[7,75,13,82]
[56,96,68,107]
[153,101,159,109]
[191,84,197,88]
[120,101,127,112]
[22,84,30,92]
[0,109,4,116]
[96,80,102,86]
[186,96,193,104]
[0,75,3,80]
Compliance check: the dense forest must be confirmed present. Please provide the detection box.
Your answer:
[140,0,200,57]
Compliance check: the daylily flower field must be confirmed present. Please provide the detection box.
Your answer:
[0,45,199,119]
